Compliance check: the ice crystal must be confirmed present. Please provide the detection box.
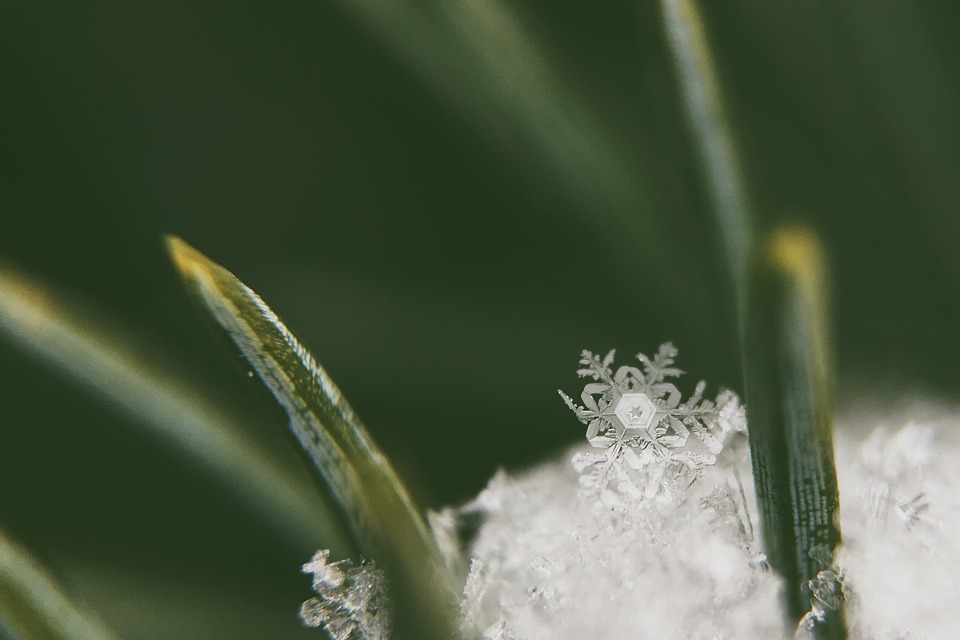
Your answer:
[795,546,845,638]
[558,343,745,500]
[299,549,391,640]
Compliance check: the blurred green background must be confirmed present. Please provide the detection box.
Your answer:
[1,1,959,637]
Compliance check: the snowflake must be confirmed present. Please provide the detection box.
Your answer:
[558,343,745,494]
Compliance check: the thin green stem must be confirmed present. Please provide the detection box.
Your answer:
[0,267,346,554]
[744,226,846,638]
[0,528,117,640]
[168,237,463,640]
[658,3,846,635]
[660,0,754,317]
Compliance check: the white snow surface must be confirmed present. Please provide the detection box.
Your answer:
[835,404,960,640]
[457,401,960,640]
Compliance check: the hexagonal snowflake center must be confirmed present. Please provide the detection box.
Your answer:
[613,393,657,431]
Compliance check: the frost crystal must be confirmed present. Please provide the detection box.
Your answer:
[795,546,845,638]
[299,549,391,640]
[833,410,960,640]
[559,343,745,499]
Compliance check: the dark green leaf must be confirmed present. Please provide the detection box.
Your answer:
[324,0,714,325]
[0,267,343,553]
[744,226,846,639]
[0,528,117,640]
[660,0,754,315]
[660,3,846,634]
[167,237,460,640]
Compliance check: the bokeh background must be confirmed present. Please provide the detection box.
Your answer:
[2,1,959,637]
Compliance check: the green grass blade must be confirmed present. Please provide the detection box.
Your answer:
[660,0,754,313]
[166,237,459,640]
[743,226,846,638]
[340,0,641,224]
[0,267,343,553]
[659,6,845,633]
[0,528,117,640]
[325,0,714,330]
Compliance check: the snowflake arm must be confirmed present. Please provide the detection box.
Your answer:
[557,390,591,425]
[636,342,684,385]
[575,349,617,385]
